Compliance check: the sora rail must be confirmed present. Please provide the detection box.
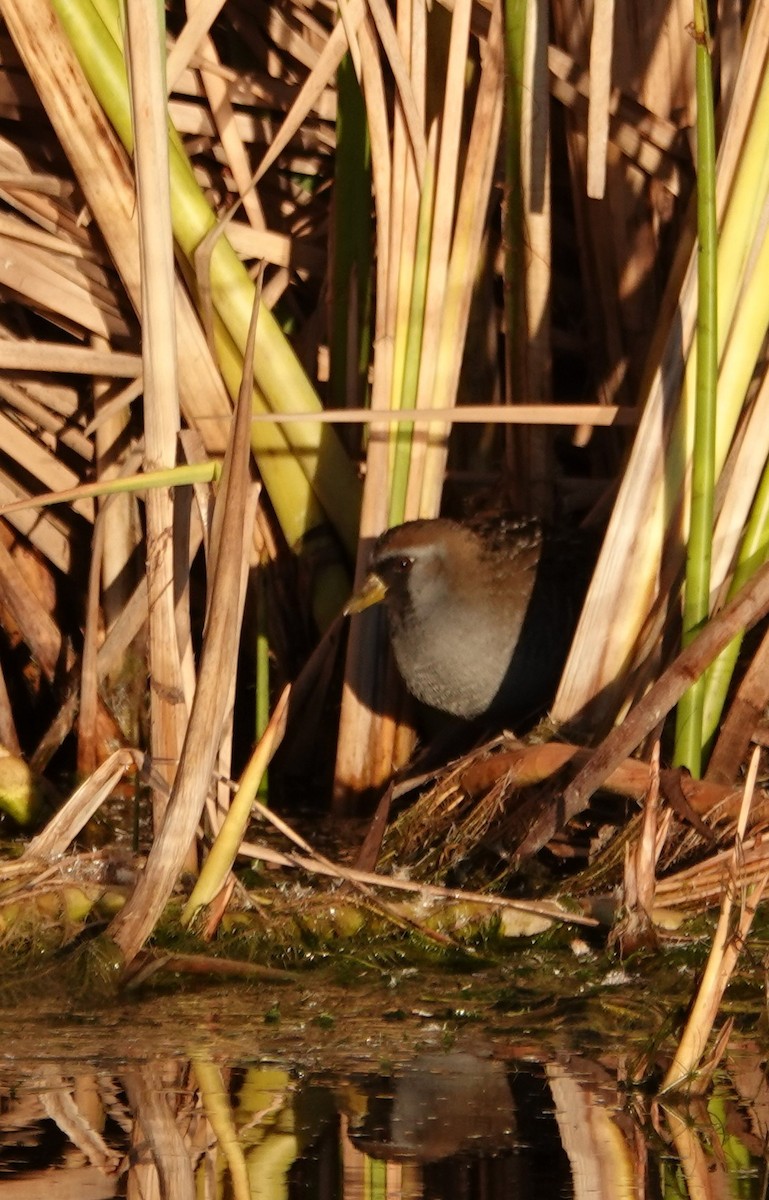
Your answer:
[346,516,593,722]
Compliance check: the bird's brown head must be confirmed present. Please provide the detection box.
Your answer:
[345,519,473,622]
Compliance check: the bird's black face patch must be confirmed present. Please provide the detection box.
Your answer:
[377,553,415,587]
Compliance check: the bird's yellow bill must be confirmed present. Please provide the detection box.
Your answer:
[344,572,388,615]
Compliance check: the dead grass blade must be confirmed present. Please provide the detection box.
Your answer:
[0,340,140,376]
[237,833,597,930]
[660,747,769,1094]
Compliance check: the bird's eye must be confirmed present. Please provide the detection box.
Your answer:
[393,556,413,573]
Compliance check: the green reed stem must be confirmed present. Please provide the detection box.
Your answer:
[674,0,718,776]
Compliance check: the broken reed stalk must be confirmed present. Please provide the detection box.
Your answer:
[458,741,739,815]
[22,748,147,861]
[108,298,259,968]
[560,552,769,824]
[660,747,769,1094]
[655,836,769,910]
[124,0,186,828]
[612,741,667,954]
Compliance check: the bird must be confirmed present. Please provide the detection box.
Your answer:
[345,515,592,723]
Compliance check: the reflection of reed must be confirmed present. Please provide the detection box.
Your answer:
[0,1048,767,1197]
[124,1062,196,1200]
[546,1062,636,1200]
[39,1068,121,1176]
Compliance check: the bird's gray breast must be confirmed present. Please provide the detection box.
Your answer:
[387,594,528,719]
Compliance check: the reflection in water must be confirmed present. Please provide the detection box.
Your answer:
[1,1044,768,1198]
[348,1054,518,1159]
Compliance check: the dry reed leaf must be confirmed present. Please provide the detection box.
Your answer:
[0,377,92,460]
[586,0,614,199]
[22,749,146,861]
[0,472,77,574]
[252,0,365,186]
[125,0,187,827]
[0,340,140,377]
[367,0,427,182]
[0,413,91,520]
[0,208,94,261]
[518,0,553,514]
[166,0,230,92]
[0,237,125,338]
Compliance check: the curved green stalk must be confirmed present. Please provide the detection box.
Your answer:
[51,0,361,558]
[182,690,290,924]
